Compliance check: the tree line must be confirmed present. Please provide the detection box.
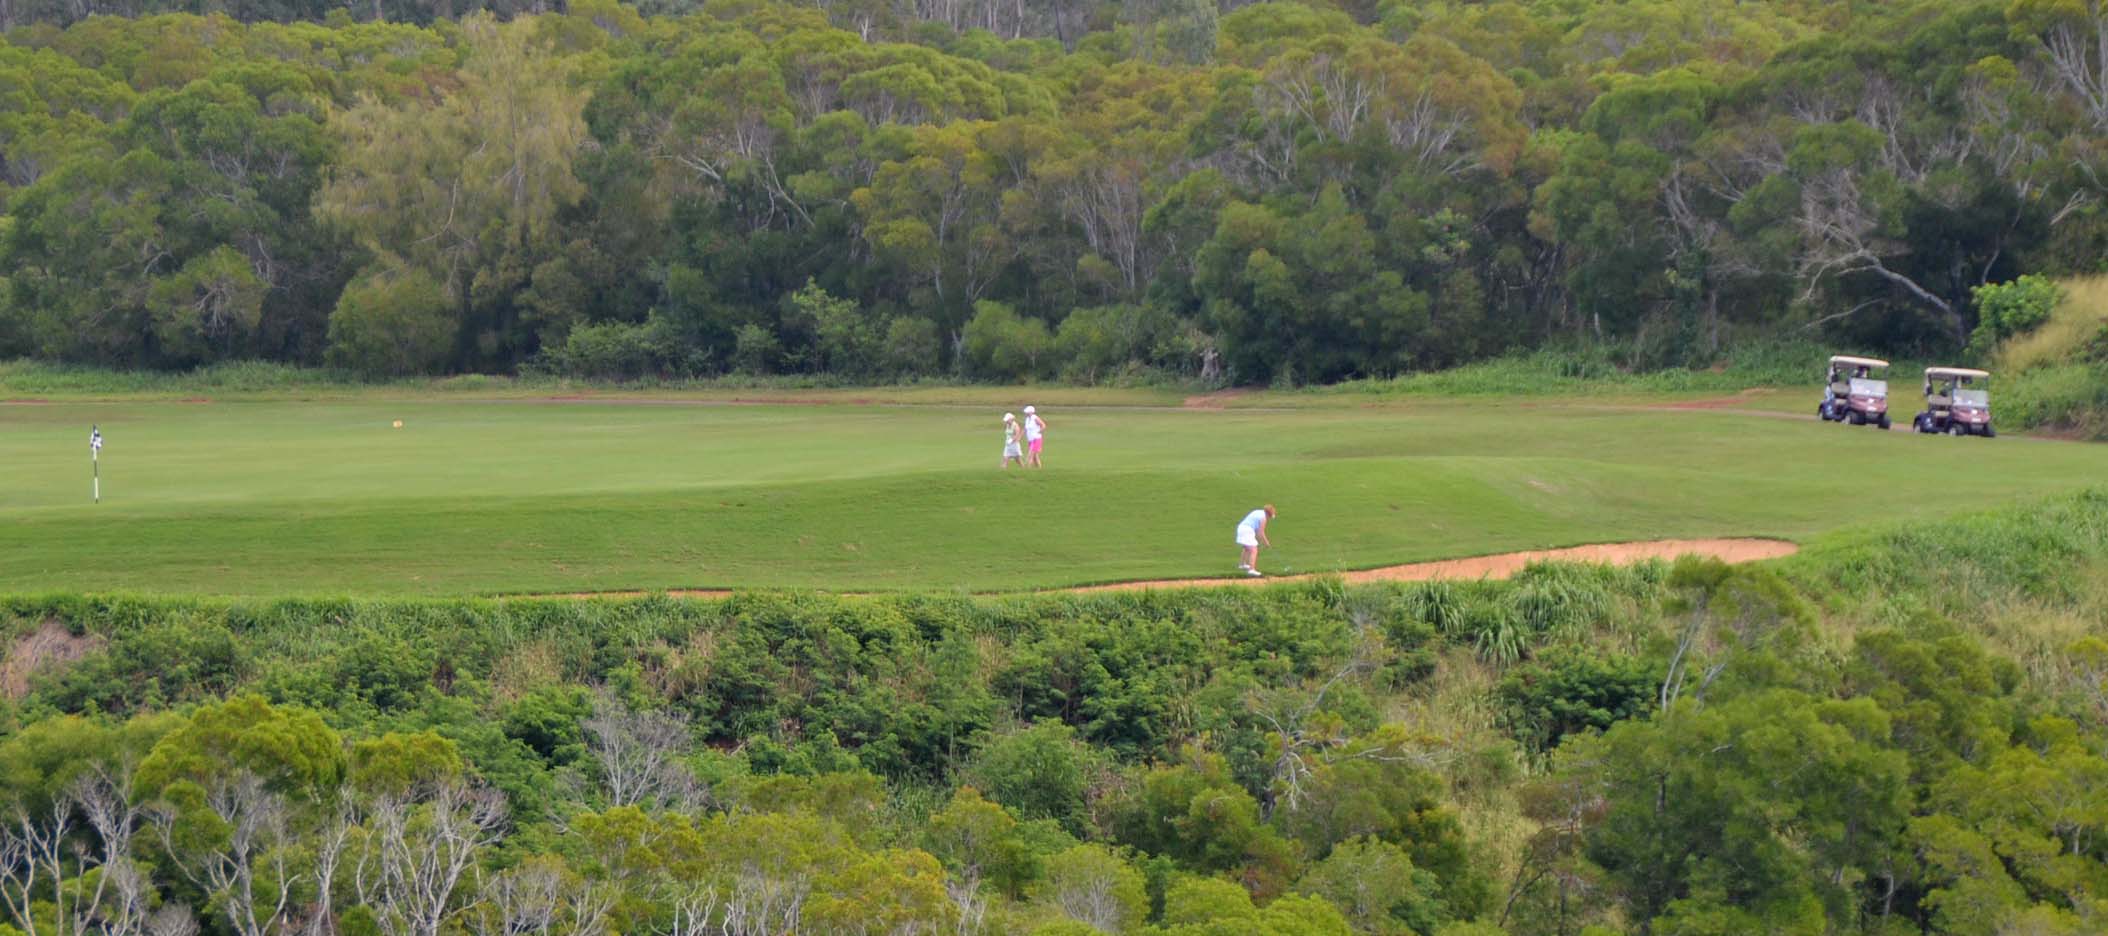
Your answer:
[0,489,2105,933]
[5,0,2108,382]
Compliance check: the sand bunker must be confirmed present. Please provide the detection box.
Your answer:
[527,538,1796,601]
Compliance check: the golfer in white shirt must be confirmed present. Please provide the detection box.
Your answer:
[1001,413,1024,468]
[1021,405,1048,467]
[1236,505,1275,576]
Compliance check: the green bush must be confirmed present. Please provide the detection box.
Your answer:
[731,322,780,375]
[325,264,456,377]
[786,280,879,378]
[37,614,247,713]
[1969,274,2062,360]
[962,301,1054,380]
[882,315,945,378]
[146,247,266,367]
[1296,836,1446,935]
[968,719,1093,833]
[334,630,435,711]
[1496,648,1661,754]
[537,319,681,379]
[1108,750,1293,884]
[1055,304,1173,383]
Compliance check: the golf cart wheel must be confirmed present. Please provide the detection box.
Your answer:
[1949,424,1964,437]
[1984,425,1996,438]
[1817,404,1830,421]
[1878,415,1891,430]
[1849,411,1865,426]
[1913,415,1930,433]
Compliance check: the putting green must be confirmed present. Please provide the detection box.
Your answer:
[0,395,2101,596]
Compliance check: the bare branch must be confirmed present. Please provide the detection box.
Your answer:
[582,696,706,812]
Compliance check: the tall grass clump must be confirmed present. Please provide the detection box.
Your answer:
[0,359,367,395]
[1987,276,2108,439]
[2000,364,2108,438]
[1994,275,2108,371]
[1782,489,2108,624]
[1328,338,1837,398]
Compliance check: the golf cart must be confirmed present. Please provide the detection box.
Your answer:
[1913,366,1995,437]
[1817,355,1892,429]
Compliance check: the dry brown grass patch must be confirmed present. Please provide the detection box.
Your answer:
[1999,275,2108,372]
[1,619,104,699]
[490,640,566,700]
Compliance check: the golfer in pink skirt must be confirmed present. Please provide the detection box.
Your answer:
[1022,405,1048,467]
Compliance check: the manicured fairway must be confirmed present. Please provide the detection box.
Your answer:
[1,394,2103,595]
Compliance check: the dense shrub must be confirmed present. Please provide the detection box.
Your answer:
[961,301,1054,381]
[536,319,683,379]
[882,316,945,378]
[1969,275,2062,359]
[0,493,2098,934]
[1496,648,1662,754]
[967,720,1093,833]
[325,265,455,377]
[786,281,880,378]
[731,322,781,375]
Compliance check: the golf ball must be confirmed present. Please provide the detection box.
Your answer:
[392,420,403,428]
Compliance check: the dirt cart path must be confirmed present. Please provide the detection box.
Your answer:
[526,538,1797,601]
[1063,538,1796,593]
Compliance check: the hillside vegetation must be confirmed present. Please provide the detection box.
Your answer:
[0,490,2101,934]
[5,0,2108,384]
[1992,276,2108,439]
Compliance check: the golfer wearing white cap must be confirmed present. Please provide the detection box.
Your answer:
[1021,405,1048,468]
[1001,413,1025,468]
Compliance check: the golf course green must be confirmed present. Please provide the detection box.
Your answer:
[2,391,2102,596]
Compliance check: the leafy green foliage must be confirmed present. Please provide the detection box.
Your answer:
[1295,837,1444,936]
[5,0,2099,382]
[0,492,2098,933]
[325,263,456,376]
[136,694,346,794]
[1969,275,2064,359]
[1496,648,1661,755]
[962,300,1053,380]
[1108,749,1297,891]
[968,720,1093,833]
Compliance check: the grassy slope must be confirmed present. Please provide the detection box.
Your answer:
[1995,276,2108,439]
[3,395,2105,596]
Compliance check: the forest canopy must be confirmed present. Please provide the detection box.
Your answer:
[4,0,2106,382]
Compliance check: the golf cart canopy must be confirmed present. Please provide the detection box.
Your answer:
[1831,355,1891,369]
[1925,367,1990,381]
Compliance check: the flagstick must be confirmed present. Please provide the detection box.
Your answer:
[93,449,99,503]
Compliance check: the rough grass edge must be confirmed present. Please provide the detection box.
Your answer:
[4,339,1864,402]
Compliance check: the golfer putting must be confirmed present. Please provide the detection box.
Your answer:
[1235,505,1275,577]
